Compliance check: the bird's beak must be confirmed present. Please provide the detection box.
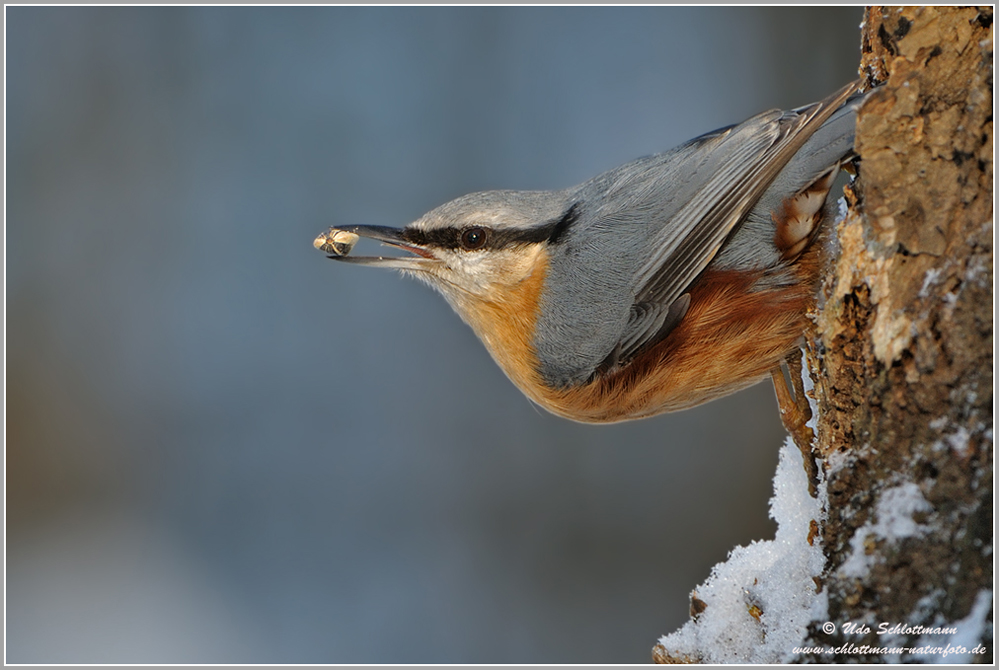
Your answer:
[314,225,438,271]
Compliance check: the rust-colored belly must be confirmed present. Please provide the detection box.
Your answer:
[537,248,822,423]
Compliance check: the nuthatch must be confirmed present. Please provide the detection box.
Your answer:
[316,81,865,424]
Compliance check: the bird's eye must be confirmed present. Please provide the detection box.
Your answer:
[460,227,488,250]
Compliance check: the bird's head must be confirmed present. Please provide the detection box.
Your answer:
[318,190,576,316]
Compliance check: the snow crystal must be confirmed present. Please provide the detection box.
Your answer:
[929,420,974,456]
[945,426,972,457]
[911,589,948,620]
[838,531,876,579]
[929,416,949,431]
[825,447,858,480]
[913,589,993,663]
[839,482,932,578]
[656,439,825,663]
[873,483,932,540]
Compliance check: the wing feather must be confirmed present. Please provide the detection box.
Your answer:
[606,81,861,364]
[534,81,862,388]
[632,80,861,307]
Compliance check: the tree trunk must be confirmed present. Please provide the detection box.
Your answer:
[800,5,993,662]
[655,6,992,663]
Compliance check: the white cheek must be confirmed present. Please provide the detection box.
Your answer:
[430,245,545,298]
[450,253,496,294]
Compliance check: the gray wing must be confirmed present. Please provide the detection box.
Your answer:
[611,81,862,368]
[630,80,861,307]
[534,81,861,388]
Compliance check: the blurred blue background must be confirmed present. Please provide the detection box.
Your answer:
[6,7,862,663]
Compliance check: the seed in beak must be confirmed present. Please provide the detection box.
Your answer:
[314,228,360,257]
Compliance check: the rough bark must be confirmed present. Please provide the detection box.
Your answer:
[654,5,993,663]
[800,5,993,662]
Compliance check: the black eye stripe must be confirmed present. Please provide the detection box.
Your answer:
[401,227,460,249]
[402,204,580,251]
[545,203,579,245]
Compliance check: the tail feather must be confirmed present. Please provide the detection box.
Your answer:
[760,89,869,208]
